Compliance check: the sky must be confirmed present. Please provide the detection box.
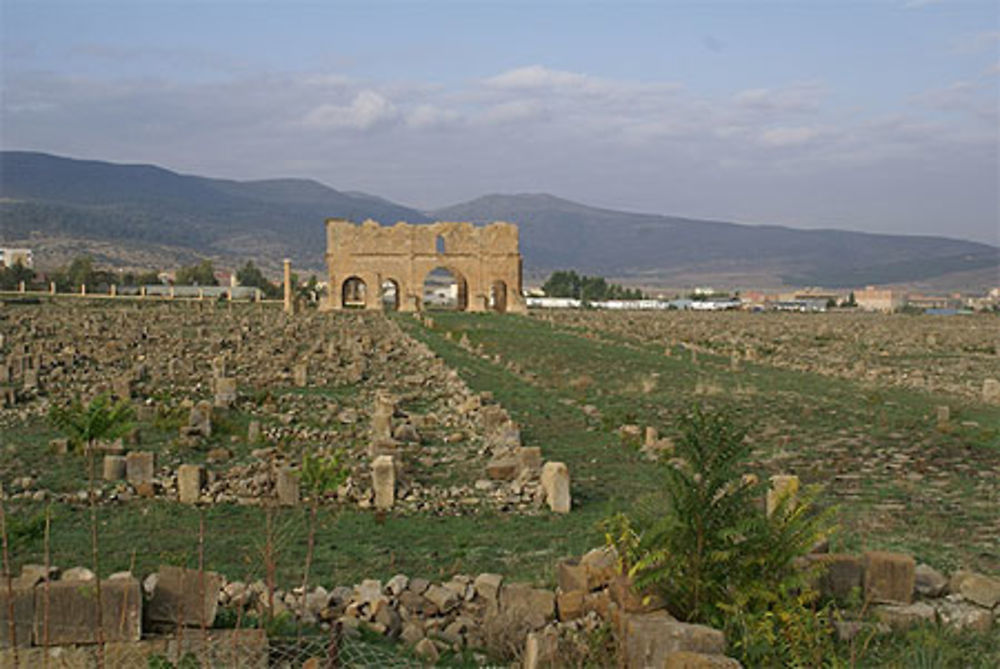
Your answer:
[2,0,998,245]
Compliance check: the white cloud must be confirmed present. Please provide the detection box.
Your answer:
[406,104,460,129]
[478,99,545,125]
[733,82,826,113]
[300,90,397,130]
[486,65,596,91]
[758,126,824,147]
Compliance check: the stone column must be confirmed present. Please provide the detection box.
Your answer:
[110,283,117,297]
[50,282,56,295]
[18,280,25,293]
[80,283,87,296]
[283,258,293,314]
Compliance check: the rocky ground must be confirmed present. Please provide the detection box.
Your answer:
[0,301,553,515]
[538,310,999,403]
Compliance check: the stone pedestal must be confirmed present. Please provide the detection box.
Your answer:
[541,462,571,513]
[373,455,395,510]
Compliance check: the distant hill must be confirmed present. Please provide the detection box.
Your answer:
[0,151,428,269]
[2,151,996,288]
[433,194,999,287]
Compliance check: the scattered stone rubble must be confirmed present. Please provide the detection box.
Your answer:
[0,303,570,517]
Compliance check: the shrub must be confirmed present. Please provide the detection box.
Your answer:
[608,405,837,664]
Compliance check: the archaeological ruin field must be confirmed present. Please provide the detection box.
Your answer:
[2,299,998,665]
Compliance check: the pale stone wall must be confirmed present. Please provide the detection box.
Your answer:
[324,219,526,314]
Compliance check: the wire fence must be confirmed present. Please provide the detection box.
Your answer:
[2,629,427,668]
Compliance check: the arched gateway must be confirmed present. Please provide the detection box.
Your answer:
[323,218,527,314]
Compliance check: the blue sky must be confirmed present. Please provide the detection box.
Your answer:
[2,0,998,243]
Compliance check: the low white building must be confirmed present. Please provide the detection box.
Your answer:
[0,248,33,269]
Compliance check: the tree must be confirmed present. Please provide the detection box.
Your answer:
[609,406,833,630]
[66,255,95,289]
[542,270,643,301]
[0,260,35,290]
[49,393,134,660]
[296,451,349,635]
[542,270,581,298]
[175,260,217,286]
[236,261,279,298]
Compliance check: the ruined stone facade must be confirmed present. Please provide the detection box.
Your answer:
[323,219,527,313]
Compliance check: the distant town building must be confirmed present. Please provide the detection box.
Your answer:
[0,248,33,269]
[854,286,906,312]
[906,293,962,311]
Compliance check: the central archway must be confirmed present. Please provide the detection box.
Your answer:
[422,267,468,311]
[381,279,400,311]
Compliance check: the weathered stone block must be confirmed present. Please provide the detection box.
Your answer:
[0,585,33,648]
[213,377,237,408]
[486,456,518,481]
[874,602,936,630]
[541,461,570,513]
[276,468,300,506]
[424,584,459,613]
[914,563,948,598]
[808,553,863,600]
[864,551,915,605]
[983,378,1000,403]
[372,455,395,510]
[622,612,725,668]
[473,573,503,606]
[557,589,585,621]
[103,455,127,481]
[37,578,142,644]
[499,583,554,630]
[516,446,542,472]
[177,464,205,504]
[146,565,222,628]
[556,559,588,593]
[523,629,559,669]
[125,451,155,486]
[580,546,618,590]
[293,363,308,388]
[950,570,1000,609]
[247,420,261,443]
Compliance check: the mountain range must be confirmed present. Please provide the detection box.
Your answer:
[1,151,997,289]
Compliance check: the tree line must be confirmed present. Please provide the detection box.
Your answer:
[541,270,644,301]
[0,256,291,299]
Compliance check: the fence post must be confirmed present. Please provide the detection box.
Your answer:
[325,620,342,669]
[1,489,19,664]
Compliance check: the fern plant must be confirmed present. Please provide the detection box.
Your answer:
[49,392,134,659]
[622,405,834,630]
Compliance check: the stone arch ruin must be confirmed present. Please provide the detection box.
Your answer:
[324,218,527,313]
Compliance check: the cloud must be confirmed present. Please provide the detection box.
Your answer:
[757,126,824,147]
[478,99,545,125]
[485,65,598,92]
[300,90,397,130]
[733,82,826,113]
[406,104,460,129]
